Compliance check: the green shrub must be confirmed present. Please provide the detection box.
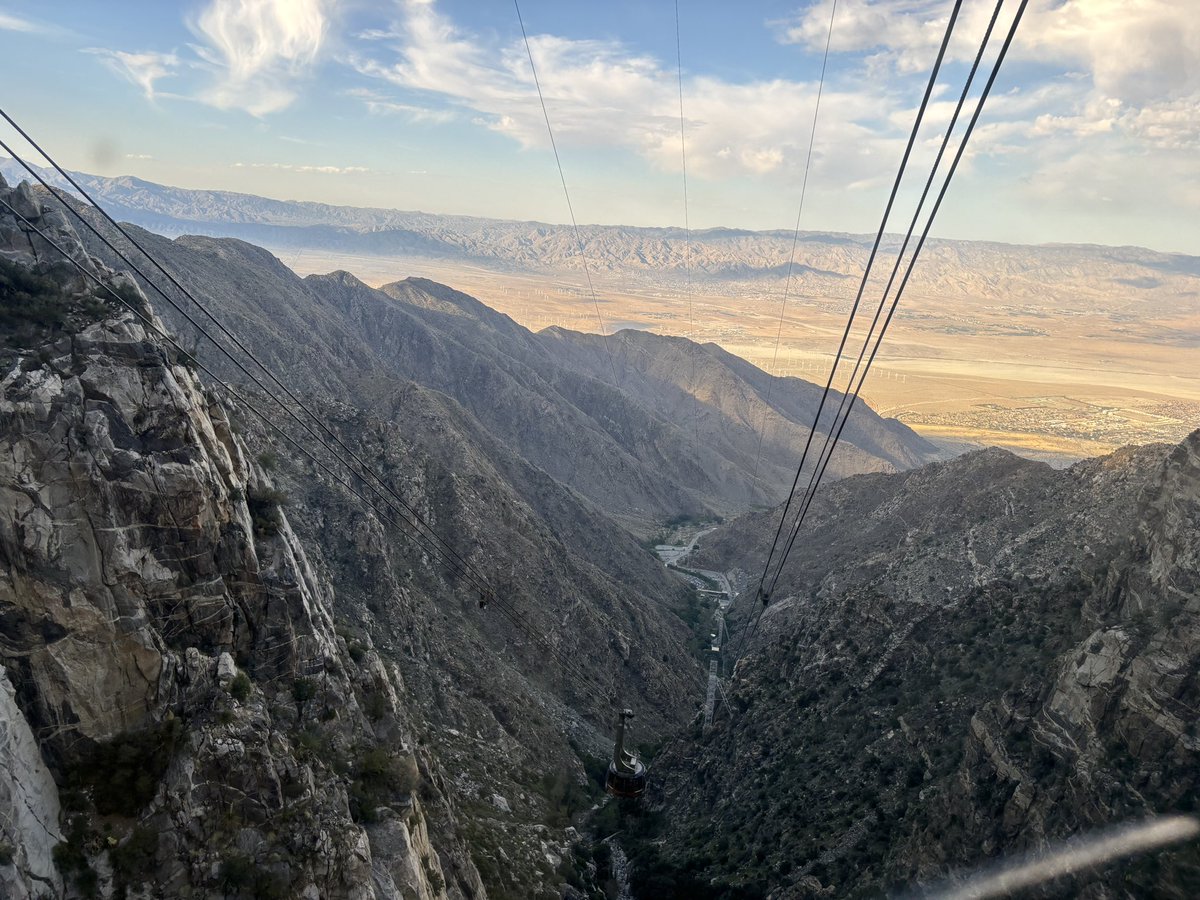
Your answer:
[0,257,114,347]
[53,815,98,897]
[349,748,419,823]
[217,853,289,897]
[78,718,184,817]
[229,672,252,703]
[219,853,254,891]
[296,729,324,759]
[0,842,13,866]
[363,690,388,721]
[292,678,317,704]
[422,856,445,893]
[1,259,72,332]
[246,486,289,536]
[539,771,591,827]
[110,825,158,884]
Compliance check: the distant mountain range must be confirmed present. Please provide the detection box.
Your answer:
[0,169,706,899]
[4,157,1198,303]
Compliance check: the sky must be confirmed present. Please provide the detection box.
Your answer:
[0,0,1197,254]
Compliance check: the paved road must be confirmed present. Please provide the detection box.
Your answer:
[653,526,718,566]
[655,527,735,605]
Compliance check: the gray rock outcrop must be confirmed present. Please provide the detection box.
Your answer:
[643,435,1200,897]
[0,173,481,899]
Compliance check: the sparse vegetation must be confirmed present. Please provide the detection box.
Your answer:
[246,486,289,536]
[53,815,98,897]
[539,770,592,828]
[362,689,388,720]
[422,855,445,894]
[294,728,326,760]
[170,332,203,370]
[349,747,419,823]
[668,562,721,591]
[611,575,1096,895]
[218,852,289,899]
[110,825,158,888]
[674,589,720,661]
[664,512,721,529]
[228,672,252,702]
[0,257,115,350]
[76,717,185,817]
[586,801,765,900]
[292,677,317,704]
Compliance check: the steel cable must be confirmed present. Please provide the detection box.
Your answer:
[513,0,620,385]
[767,0,1029,600]
[749,0,839,481]
[748,0,964,618]
[0,123,499,608]
[732,0,964,665]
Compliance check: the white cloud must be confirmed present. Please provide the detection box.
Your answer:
[349,0,905,187]
[775,0,1200,224]
[1016,0,1200,103]
[345,87,456,123]
[782,0,1200,151]
[187,0,334,115]
[1120,98,1200,151]
[342,0,1200,245]
[89,0,334,115]
[232,161,372,174]
[87,49,180,100]
[76,0,1199,243]
[1023,145,1200,218]
[126,153,155,160]
[781,0,961,66]
[355,27,402,42]
[0,11,43,32]
[780,0,1200,93]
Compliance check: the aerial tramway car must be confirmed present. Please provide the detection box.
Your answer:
[605,708,647,799]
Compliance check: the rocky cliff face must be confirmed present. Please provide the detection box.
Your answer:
[1,172,715,899]
[0,175,483,899]
[218,343,706,899]
[633,435,1200,897]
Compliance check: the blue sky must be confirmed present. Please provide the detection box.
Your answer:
[0,0,1197,253]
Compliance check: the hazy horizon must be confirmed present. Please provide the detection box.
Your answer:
[1,1,1198,254]
[6,153,1200,261]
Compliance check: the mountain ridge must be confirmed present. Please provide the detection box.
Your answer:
[4,167,1200,899]
[62,210,937,535]
[4,157,1197,275]
[622,432,1200,897]
[0,162,704,900]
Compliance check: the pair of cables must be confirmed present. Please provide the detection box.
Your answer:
[0,114,615,705]
[737,0,1029,660]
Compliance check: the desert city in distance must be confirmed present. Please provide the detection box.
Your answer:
[282,241,1198,465]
